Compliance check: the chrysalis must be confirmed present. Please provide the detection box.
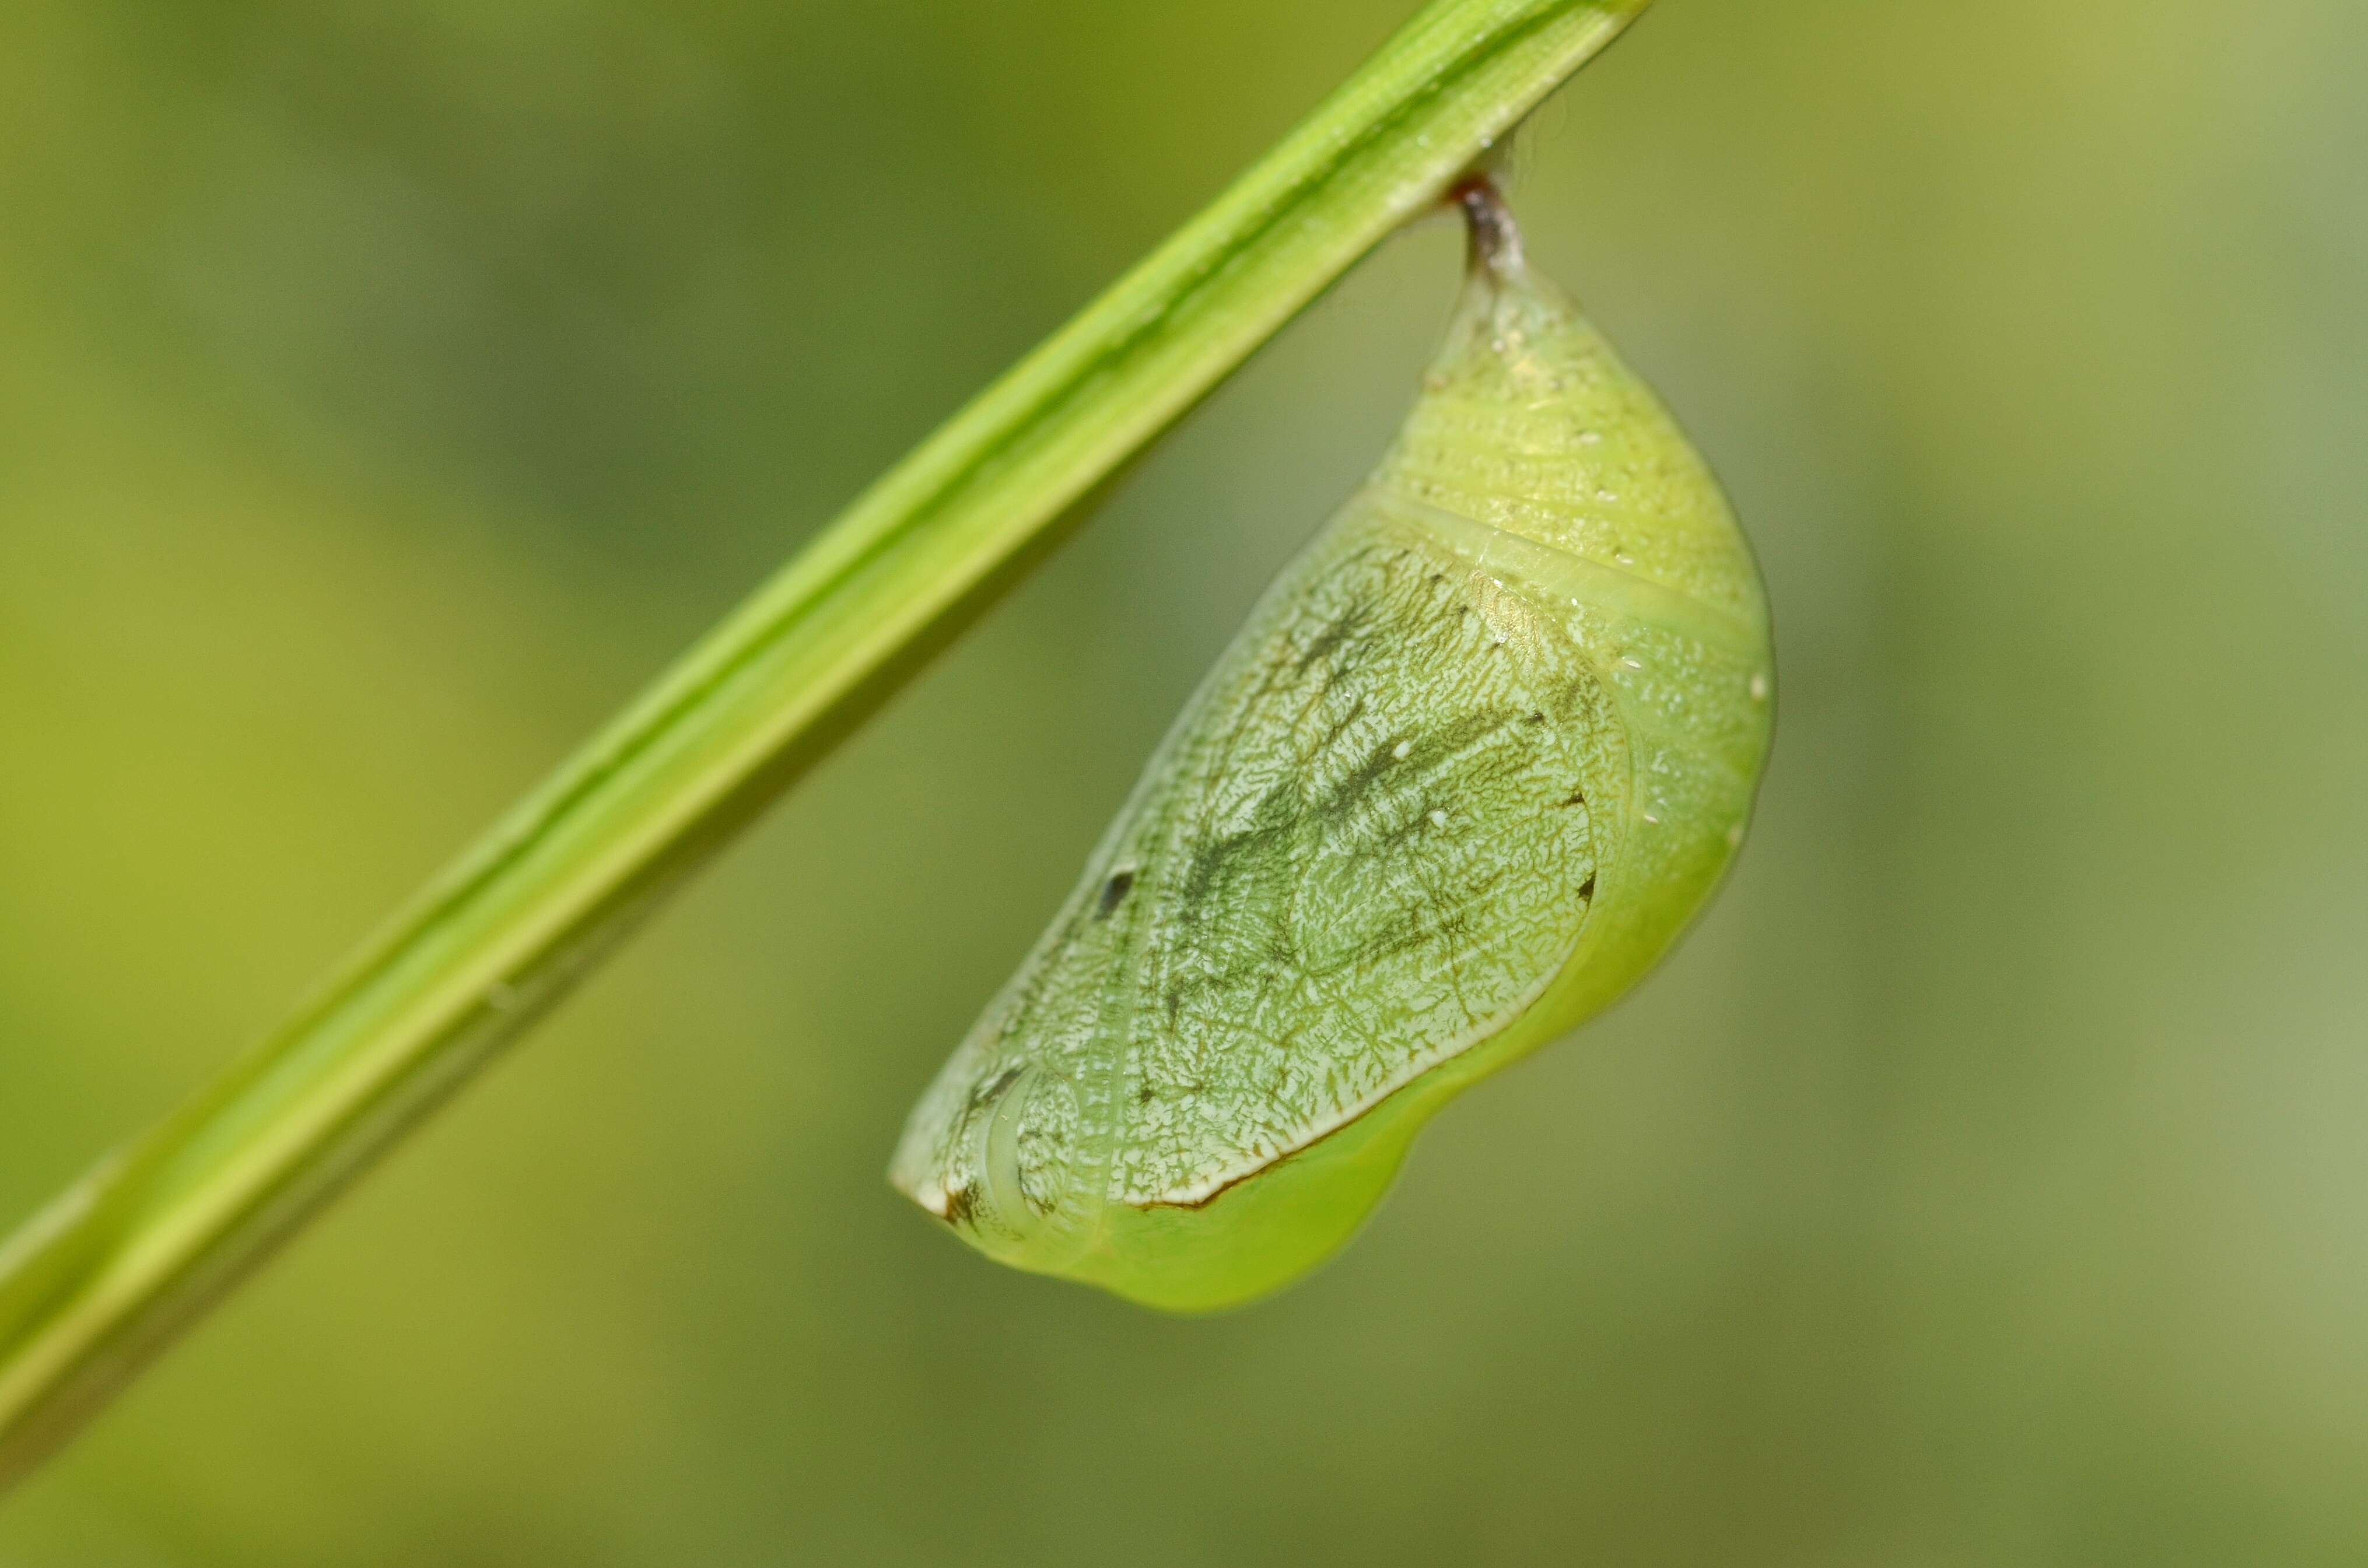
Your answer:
[891,180,1774,1311]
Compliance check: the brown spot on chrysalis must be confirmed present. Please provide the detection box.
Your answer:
[1096,867,1137,919]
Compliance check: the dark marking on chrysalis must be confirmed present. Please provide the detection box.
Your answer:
[1096,867,1137,920]
[1295,608,1364,673]
[968,1064,1022,1110]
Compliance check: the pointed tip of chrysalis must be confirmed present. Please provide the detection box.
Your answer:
[1449,174,1525,282]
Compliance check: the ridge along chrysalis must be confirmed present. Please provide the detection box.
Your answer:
[891,177,1774,1312]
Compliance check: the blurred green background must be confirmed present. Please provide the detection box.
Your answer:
[3,1,2365,1562]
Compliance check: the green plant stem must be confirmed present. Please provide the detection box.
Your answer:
[0,0,1651,1488]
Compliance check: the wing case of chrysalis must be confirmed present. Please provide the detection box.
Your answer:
[891,180,1773,1312]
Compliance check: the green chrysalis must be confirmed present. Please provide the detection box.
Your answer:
[891,181,1773,1311]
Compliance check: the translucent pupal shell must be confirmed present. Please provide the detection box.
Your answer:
[891,187,1773,1311]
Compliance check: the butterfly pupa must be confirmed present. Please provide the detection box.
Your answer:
[891,179,1774,1312]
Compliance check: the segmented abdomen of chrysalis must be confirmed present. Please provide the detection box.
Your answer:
[890,181,1773,1312]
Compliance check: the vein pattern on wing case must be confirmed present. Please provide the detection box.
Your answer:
[892,181,1774,1311]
